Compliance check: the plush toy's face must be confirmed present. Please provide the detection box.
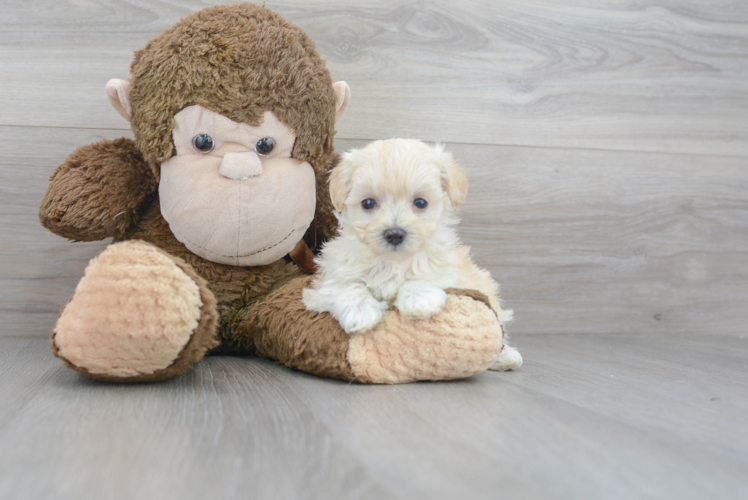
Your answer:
[159,105,316,266]
[105,79,349,267]
[102,4,352,267]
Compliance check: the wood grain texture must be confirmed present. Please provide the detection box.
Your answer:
[0,338,392,500]
[455,143,748,336]
[0,335,746,500]
[0,126,124,337]
[0,0,746,155]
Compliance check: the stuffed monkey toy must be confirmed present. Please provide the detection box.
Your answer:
[39,3,504,383]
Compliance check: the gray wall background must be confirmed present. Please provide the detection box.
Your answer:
[1,0,746,337]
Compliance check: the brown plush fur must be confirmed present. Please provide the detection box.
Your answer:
[39,138,156,241]
[129,5,336,172]
[129,3,339,243]
[246,276,355,381]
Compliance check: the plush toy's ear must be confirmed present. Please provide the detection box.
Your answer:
[328,153,357,212]
[105,79,132,122]
[436,147,469,209]
[332,81,351,123]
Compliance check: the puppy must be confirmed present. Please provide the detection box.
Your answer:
[303,139,522,371]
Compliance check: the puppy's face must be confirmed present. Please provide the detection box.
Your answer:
[330,139,467,259]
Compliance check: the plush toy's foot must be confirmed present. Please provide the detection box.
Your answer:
[250,278,504,384]
[52,240,218,382]
[347,289,504,383]
[489,345,523,371]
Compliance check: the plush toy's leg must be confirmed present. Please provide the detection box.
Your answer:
[246,277,504,384]
[52,240,218,382]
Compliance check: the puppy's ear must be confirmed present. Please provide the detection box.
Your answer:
[437,148,468,208]
[329,154,356,212]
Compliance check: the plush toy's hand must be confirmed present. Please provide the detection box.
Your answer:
[39,138,157,241]
[394,281,448,320]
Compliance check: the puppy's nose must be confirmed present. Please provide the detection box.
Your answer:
[384,228,406,247]
[219,152,263,180]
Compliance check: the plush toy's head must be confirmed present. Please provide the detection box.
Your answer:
[104,3,350,266]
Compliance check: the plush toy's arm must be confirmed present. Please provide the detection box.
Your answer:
[39,138,157,241]
[246,276,504,384]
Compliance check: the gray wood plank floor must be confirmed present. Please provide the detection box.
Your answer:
[1,0,747,498]
[1,334,746,500]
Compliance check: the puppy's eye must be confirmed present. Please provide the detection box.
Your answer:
[414,198,428,209]
[193,134,215,153]
[361,199,377,210]
[255,137,275,155]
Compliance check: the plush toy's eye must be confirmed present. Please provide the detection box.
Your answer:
[192,134,215,153]
[255,137,275,155]
[414,198,428,209]
[361,199,377,210]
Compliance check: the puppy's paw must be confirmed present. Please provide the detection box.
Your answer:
[489,345,523,371]
[338,300,388,334]
[395,283,448,320]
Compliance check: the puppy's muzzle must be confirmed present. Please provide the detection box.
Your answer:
[383,228,406,247]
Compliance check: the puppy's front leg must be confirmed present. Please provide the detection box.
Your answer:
[394,280,448,320]
[304,282,388,334]
[303,282,389,333]
[333,285,390,334]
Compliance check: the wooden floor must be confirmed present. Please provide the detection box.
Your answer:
[1,333,746,500]
[1,1,747,498]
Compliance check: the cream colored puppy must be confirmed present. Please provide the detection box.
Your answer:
[303,139,522,371]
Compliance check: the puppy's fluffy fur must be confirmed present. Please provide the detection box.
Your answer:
[303,139,522,371]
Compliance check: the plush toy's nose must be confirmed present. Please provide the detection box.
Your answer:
[219,152,263,180]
